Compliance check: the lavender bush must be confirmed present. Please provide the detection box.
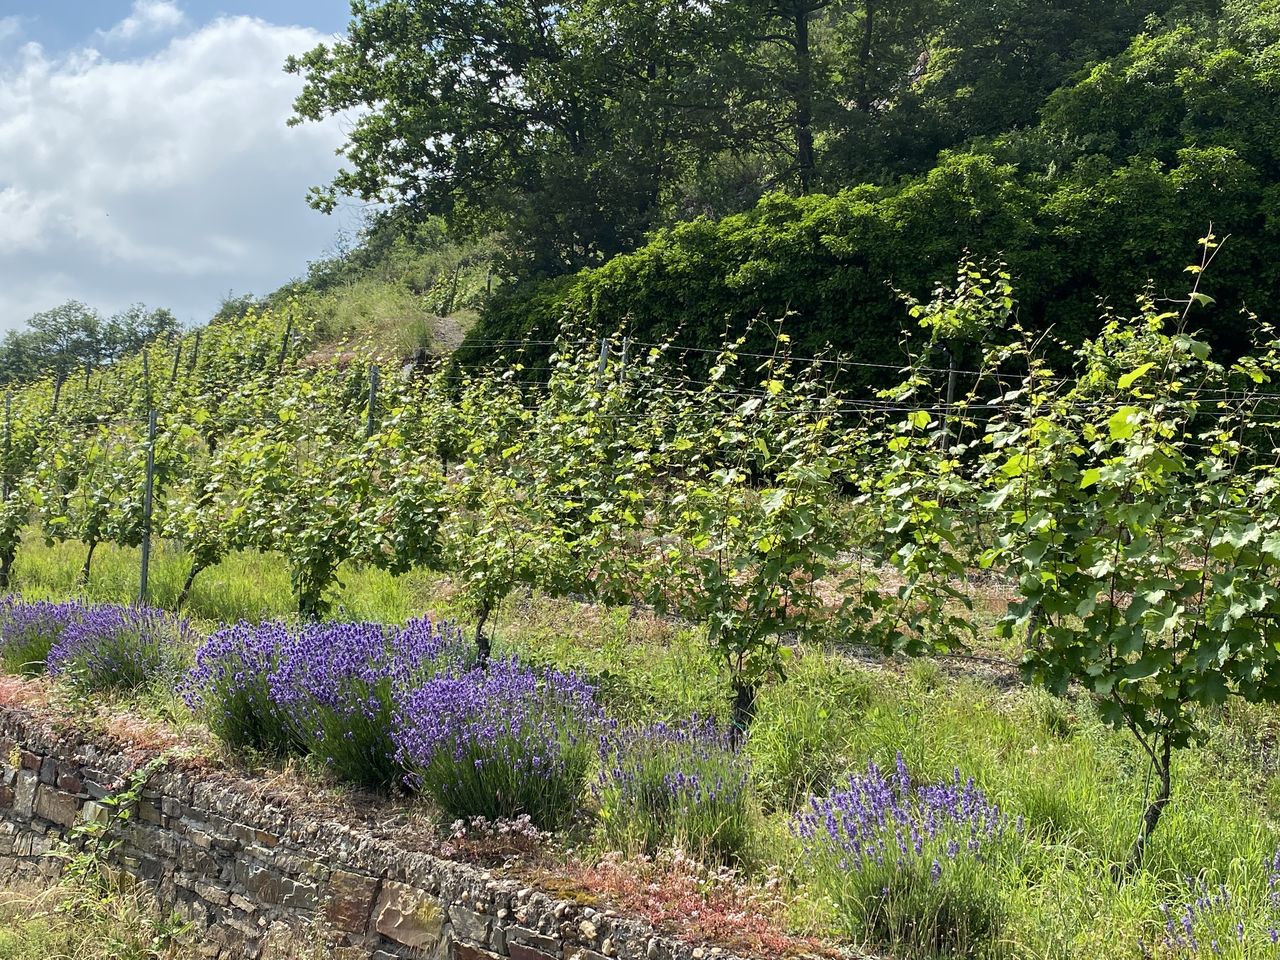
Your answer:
[595,717,751,862]
[184,620,304,757]
[269,617,464,788]
[46,605,193,694]
[1140,850,1280,958]
[793,755,1020,958]
[0,599,87,676]
[184,617,466,784]
[393,658,602,828]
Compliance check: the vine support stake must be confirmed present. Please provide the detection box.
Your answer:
[939,342,958,453]
[596,338,610,388]
[169,340,182,384]
[2,392,10,504]
[188,330,201,376]
[618,337,630,382]
[277,318,294,372]
[142,350,151,409]
[366,364,380,439]
[138,409,158,606]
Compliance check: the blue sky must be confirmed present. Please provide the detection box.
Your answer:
[0,2,360,330]
[8,2,351,51]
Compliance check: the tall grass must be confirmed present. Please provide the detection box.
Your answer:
[5,531,1280,958]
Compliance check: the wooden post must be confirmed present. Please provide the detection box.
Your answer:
[618,337,630,382]
[138,409,157,606]
[169,340,182,384]
[366,364,380,439]
[51,375,63,415]
[188,330,202,375]
[277,319,294,371]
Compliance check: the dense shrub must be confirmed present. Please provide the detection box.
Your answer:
[595,718,751,862]
[184,621,304,757]
[392,658,602,828]
[184,617,466,786]
[794,756,1021,958]
[463,12,1280,384]
[270,618,465,788]
[0,599,86,676]
[46,606,192,694]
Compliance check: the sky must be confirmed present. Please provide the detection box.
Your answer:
[0,1,359,332]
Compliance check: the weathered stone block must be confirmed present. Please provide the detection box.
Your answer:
[14,770,36,817]
[508,944,560,960]
[449,906,492,945]
[56,771,83,795]
[33,785,78,827]
[137,797,163,825]
[79,801,110,827]
[453,945,504,960]
[508,926,563,955]
[324,869,379,934]
[195,879,232,907]
[374,880,445,950]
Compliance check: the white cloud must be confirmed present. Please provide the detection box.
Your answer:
[96,1,187,45]
[0,14,349,329]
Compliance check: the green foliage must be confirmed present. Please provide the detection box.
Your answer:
[286,0,1180,272]
[746,652,872,811]
[975,237,1280,866]
[463,3,1280,376]
[0,301,177,388]
[819,853,1012,959]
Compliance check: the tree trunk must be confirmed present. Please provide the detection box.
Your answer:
[793,8,816,192]
[1124,734,1172,875]
[79,540,97,587]
[298,590,322,622]
[475,603,492,668]
[729,678,758,749]
[0,546,13,591]
[858,0,876,110]
[177,562,202,608]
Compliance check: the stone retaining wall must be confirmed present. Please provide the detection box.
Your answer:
[0,705,748,960]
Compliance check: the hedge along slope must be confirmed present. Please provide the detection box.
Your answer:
[465,149,1268,389]
[463,12,1280,387]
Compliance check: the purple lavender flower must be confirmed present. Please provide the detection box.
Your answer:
[184,616,465,785]
[794,757,1011,881]
[792,754,1016,950]
[0,599,89,676]
[392,656,602,828]
[594,716,750,862]
[46,604,192,693]
[1137,850,1280,958]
